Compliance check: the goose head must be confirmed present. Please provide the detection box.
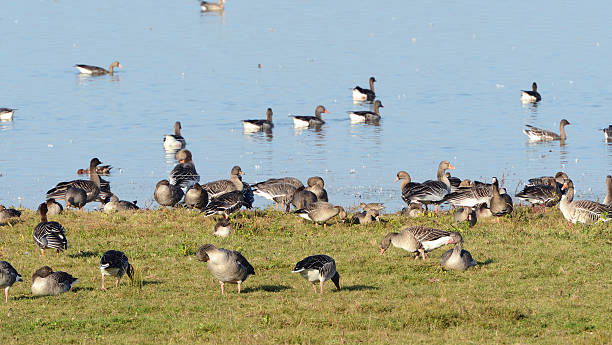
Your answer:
[314,105,329,117]
[395,171,410,183]
[331,271,341,290]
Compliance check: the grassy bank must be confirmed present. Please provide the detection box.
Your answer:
[0,206,610,344]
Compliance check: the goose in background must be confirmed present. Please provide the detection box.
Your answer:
[440,232,476,271]
[31,266,78,296]
[242,108,274,132]
[33,203,68,256]
[527,172,569,187]
[521,82,541,103]
[348,100,383,123]
[295,202,346,228]
[184,183,209,209]
[45,199,63,216]
[100,250,134,290]
[252,181,297,212]
[352,77,376,101]
[359,202,385,218]
[400,161,455,212]
[290,105,329,128]
[490,177,513,220]
[604,175,612,206]
[255,177,304,189]
[446,172,463,192]
[154,179,184,207]
[603,125,612,140]
[0,261,22,302]
[163,121,186,151]
[0,205,21,225]
[454,207,477,227]
[305,176,328,202]
[202,166,244,199]
[65,187,87,211]
[202,190,252,219]
[380,226,454,259]
[46,158,103,206]
[0,108,15,121]
[560,180,612,224]
[401,203,424,217]
[213,218,234,237]
[74,61,122,75]
[77,165,112,175]
[523,119,570,141]
[292,255,340,293]
[196,244,255,294]
[201,0,224,11]
[103,194,139,212]
[291,186,318,210]
[169,149,200,192]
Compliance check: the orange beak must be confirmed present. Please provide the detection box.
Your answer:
[379,248,386,255]
[240,171,245,175]
[324,109,330,114]
[394,177,399,182]
[448,164,455,170]
[562,183,568,190]
[118,64,124,68]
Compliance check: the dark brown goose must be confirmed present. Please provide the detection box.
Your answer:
[305,176,328,202]
[490,177,513,220]
[47,158,103,206]
[521,82,541,103]
[242,108,274,132]
[352,76,376,101]
[291,186,318,209]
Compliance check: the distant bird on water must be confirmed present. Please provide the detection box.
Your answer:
[74,61,122,75]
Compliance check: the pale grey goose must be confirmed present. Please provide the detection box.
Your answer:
[399,161,455,212]
[196,244,255,294]
[213,219,234,237]
[559,180,612,224]
[523,119,570,141]
[100,250,134,290]
[290,105,329,128]
[169,149,200,192]
[163,121,186,151]
[292,255,340,293]
[202,166,244,199]
[348,100,383,123]
[252,181,297,212]
[490,177,513,220]
[46,158,103,206]
[242,108,274,132]
[74,61,122,75]
[0,261,22,302]
[352,76,376,101]
[305,176,328,202]
[31,266,78,296]
[380,226,454,260]
[184,183,209,209]
[154,179,184,207]
[254,177,304,189]
[0,205,21,224]
[295,202,346,228]
[291,186,318,210]
[33,203,68,257]
[440,232,476,271]
[45,198,63,216]
[103,194,139,212]
[521,82,542,103]
[604,175,612,206]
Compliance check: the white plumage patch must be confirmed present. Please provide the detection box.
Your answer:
[349,112,365,123]
[163,135,183,150]
[292,117,310,128]
[521,92,536,103]
[352,89,367,100]
[0,110,14,121]
[242,121,262,132]
[422,236,452,251]
[75,66,94,74]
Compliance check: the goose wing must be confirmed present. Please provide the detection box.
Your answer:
[408,226,451,243]
[292,255,334,272]
[169,162,200,190]
[33,222,68,250]
[203,180,236,199]
[443,186,492,207]
[202,191,247,216]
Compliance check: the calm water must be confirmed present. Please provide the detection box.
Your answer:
[1,0,611,211]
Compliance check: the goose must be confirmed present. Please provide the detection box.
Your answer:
[202,190,252,219]
[443,184,492,208]
[490,177,513,220]
[242,108,274,132]
[401,203,423,217]
[380,226,454,260]
[47,158,103,206]
[31,266,78,296]
[0,261,22,302]
[454,207,477,227]
[351,209,377,224]
[446,172,463,192]
[399,161,455,212]
[253,181,297,212]
[603,125,612,140]
[475,203,493,219]
[169,149,200,192]
[184,183,209,209]
[200,0,224,11]
[305,176,328,202]
[521,82,541,103]
[100,250,134,290]
[290,105,329,128]
[154,179,184,207]
[202,166,244,199]
[352,77,376,101]
[163,121,186,151]
[295,202,346,228]
[103,194,139,212]
[74,61,122,75]
[95,176,113,209]
[254,177,304,189]
[527,172,568,186]
[559,180,612,224]
[348,100,383,123]
[440,232,476,271]
[359,202,385,217]
[0,205,21,224]
[65,186,87,210]
[604,175,612,206]
[523,119,570,141]
[213,218,234,237]
[77,164,112,175]
[196,244,255,294]
[33,203,68,256]
[45,198,63,216]
[516,182,562,211]
[0,108,15,121]
[292,255,340,293]
[291,186,318,209]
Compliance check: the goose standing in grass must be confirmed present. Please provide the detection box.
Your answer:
[523,119,570,141]
[454,207,477,227]
[352,77,376,102]
[163,121,186,151]
[252,181,297,212]
[604,175,612,206]
[516,181,562,212]
[0,205,21,224]
[292,255,340,294]
[184,183,209,209]
[31,266,78,296]
[154,179,184,207]
[201,0,224,11]
[202,190,252,219]
[559,180,612,224]
[603,125,612,140]
[0,108,15,121]
[291,186,318,209]
[400,161,455,212]
[295,202,346,228]
[47,158,103,206]
[521,82,541,103]
[213,218,234,237]
[440,232,476,271]
[169,149,200,192]
[242,108,274,132]
[103,194,139,212]
[33,203,68,256]
[74,61,122,75]
[490,177,513,220]
[443,184,492,208]
[0,261,21,302]
[45,198,63,215]
[348,100,383,123]
[203,166,244,199]
[290,105,329,128]
[100,250,134,290]
[65,186,87,210]
[196,244,255,295]
[380,226,453,259]
[305,176,328,202]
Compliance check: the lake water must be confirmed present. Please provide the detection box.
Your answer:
[1,0,611,211]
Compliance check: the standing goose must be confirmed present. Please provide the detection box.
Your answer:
[94,176,113,209]
[0,261,22,302]
[163,121,186,151]
[196,244,255,295]
[74,61,122,75]
[295,202,346,228]
[47,158,103,205]
[490,177,513,220]
[31,266,78,296]
[291,186,318,210]
[559,180,612,224]
[527,172,569,186]
[154,179,184,207]
[203,166,245,199]
[45,198,63,216]
[242,108,274,132]
[380,226,454,259]
[0,205,21,224]
[0,108,15,121]
[202,190,252,219]
[443,185,492,208]
[33,203,68,257]
[292,255,340,293]
[400,161,455,212]
[184,183,209,209]
[521,82,542,103]
[305,176,328,202]
[516,182,562,211]
[103,194,139,212]
[200,0,224,11]
[603,125,612,140]
[255,177,304,189]
[213,218,234,237]
[169,149,200,192]
[352,77,376,101]
[604,175,612,206]
[65,187,87,210]
[348,100,384,123]
[99,250,134,290]
[440,232,476,271]
[252,182,297,212]
[523,119,570,141]
[290,105,329,128]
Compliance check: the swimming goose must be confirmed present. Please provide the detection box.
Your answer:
[295,202,346,228]
[516,182,562,211]
[74,61,122,75]
[169,149,200,192]
[77,164,112,175]
[291,186,318,209]
[0,205,21,224]
[0,108,15,121]
[305,176,328,202]
[31,266,78,296]
[352,77,376,101]
[292,255,340,293]
[490,177,513,220]
[400,161,455,212]
[454,207,477,227]
[348,100,383,123]
[154,179,184,207]
[440,232,476,271]
[523,119,570,141]
[604,175,612,206]
[47,158,103,205]
[559,180,612,224]
[254,177,304,189]
[103,194,139,212]
[200,0,224,11]
[290,105,329,128]
[521,82,542,103]
[253,181,297,212]
[527,172,569,187]
[203,166,244,199]
[45,198,63,216]
[33,203,68,257]
[0,261,21,302]
[443,185,492,208]
[100,250,134,290]
[242,108,274,132]
[184,183,209,209]
[202,190,252,219]
[603,125,612,140]
[213,218,234,237]
[380,226,453,260]
[163,121,186,151]
[196,244,255,294]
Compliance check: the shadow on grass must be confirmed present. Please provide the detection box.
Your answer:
[72,287,94,292]
[68,250,101,258]
[341,285,378,291]
[141,280,162,286]
[242,284,291,293]
[477,258,494,266]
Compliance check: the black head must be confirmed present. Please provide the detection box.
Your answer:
[532,82,538,91]
[90,158,103,167]
[37,202,48,216]
[369,77,376,83]
[331,271,341,290]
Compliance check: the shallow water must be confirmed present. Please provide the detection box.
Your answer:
[1,0,611,211]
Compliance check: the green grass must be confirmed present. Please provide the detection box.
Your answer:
[0,206,610,344]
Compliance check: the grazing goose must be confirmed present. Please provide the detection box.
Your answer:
[527,172,569,187]
[400,161,455,212]
[77,164,112,175]
[351,209,377,224]
[103,194,139,212]
[0,261,22,302]
[154,179,184,207]
[184,183,209,209]
[380,226,453,260]
[440,232,476,271]
[401,203,424,217]
[253,181,297,212]
[242,108,274,132]
[292,255,340,293]
[291,186,318,210]
[163,121,186,151]
[475,203,493,219]
[521,82,542,103]
[169,149,200,192]
[196,244,255,294]
[290,105,329,128]
[359,202,385,218]
[604,175,612,206]
[213,218,234,237]
[0,205,21,224]
[33,203,68,256]
[443,184,492,208]
[202,190,252,219]
[74,61,122,75]
[65,187,87,210]
[99,250,134,290]
[255,177,304,189]
[45,198,63,215]
[305,176,328,202]
[203,166,244,199]
[352,77,376,101]
[603,125,612,140]
[559,180,612,224]
[523,119,570,141]
[46,158,103,205]
[31,266,78,296]
[0,108,15,121]
[200,0,224,11]
[348,100,383,123]
[490,177,513,220]
[516,182,562,211]
[295,202,346,228]
[454,207,477,227]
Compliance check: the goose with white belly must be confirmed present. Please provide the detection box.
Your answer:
[242,108,274,132]
[559,180,612,224]
[290,105,329,128]
[380,226,454,260]
[163,121,186,151]
[292,255,340,294]
[74,61,122,75]
[521,82,541,103]
[348,100,383,123]
[352,77,376,101]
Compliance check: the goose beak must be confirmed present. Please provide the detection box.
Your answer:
[448,164,455,170]
[379,248,386,255]
[447,238,454,244]
[394,177,399,182]
[118,64,124,68]
[324,109,330,114]
[240,171,245,175]
[562,183,568,190]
